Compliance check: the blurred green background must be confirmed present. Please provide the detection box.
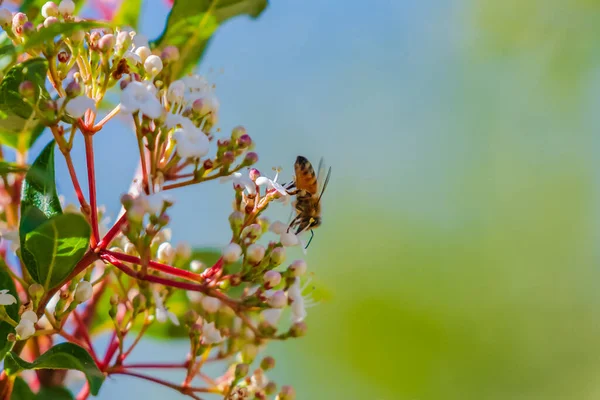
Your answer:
[45,0,600,398]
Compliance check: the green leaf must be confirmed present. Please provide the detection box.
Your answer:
[36,386,74,400]
[0,264,19,361]
[22,21,110,51]
[20,140,62,242]
[0,161,27,176]
[23,213,90,290]
[113,0,144,29]
[11,377,35,400]
[0,58,49,151]
[0,33,17,77]
[4,343,105,396]
[153,0,268,77]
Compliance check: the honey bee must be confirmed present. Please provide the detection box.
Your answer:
[286,156,332,247]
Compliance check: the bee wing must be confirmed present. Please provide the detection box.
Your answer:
[316,160,331,203]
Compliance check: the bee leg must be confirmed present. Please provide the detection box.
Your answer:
[287,215,300,233]
[304,230,315,249]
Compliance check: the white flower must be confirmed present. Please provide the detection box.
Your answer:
[120,81,163,119]
[152,290,179,326]
[287,277,317,323]
[58,0,75,15]
[144,55,163,77]
[201,296,220,313]
[20,310,38,323]
[157,242,175,264]
[246,244,266,263]
[222,243,242,263]
[267,290,286,308]
[167,80,185,104]
[74,281,93,303]
[181,75,210,93]
[269,221,287,235]
[256,169,288,197]
[261,308,282,327]
[0,8,12,27]
[65,95,95,118]
[201,321,223,344]
[0,289,16,305]
[173,125,209,159]
[221,172,256,195]
[280,232,299,247]
[15,319,35,340]
[41,2,58,18]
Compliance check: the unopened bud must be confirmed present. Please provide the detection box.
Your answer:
[161,46,179,63]
[57,50,70,63]
[231,126,246,140]
[235,363,249,379]
[269,247,286,266]
[42,2,59,18]
[277,385,296,400]
[12,13,27,28]
[267,290,286,308]
[261,356,275,371]
[43,16,58,28]
[244,152,258,166]
[229,211,244,232]
[241,224,261,241]
[28,283,44,301]
[58,0,75,16]
[222,151,234,165]
[98,33,115,52]
[289,321,307,338]
[263,270,281,289]
[74,281,93,303]
[288,260,307,277]
[237,134,252,148]
[249,168,261,181]
[124,242,137,256]
[144,54,163,77]
[190,260,205,272]
[223,243,242,263]
[21,21,34,36]
[65,80,81,97]
[157,242,175,264]
[280,232,299,247]
[135,46,151,63]
[265,382,277,395]
[247,244,266,264]
[203,158,214,170]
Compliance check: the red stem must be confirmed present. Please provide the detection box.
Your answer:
[120,362,188,369]
[110,370,215,398]
[75,382,90,400]
[101,330,119,369]
[101,252,210,293]
[71,311,98,361]
[84,134,100,246]
[105,250,203,282]
[96,213,127,249]
[201,257,223,280]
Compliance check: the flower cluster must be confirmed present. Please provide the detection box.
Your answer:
[0,3,315,400]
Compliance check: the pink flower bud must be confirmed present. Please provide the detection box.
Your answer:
[263,270,281,288]
[267,290,286,308]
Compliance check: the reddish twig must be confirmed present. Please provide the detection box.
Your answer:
[84,134,100,246]
[71,311,98,361]
[101,330,119,369]
[120,362,189,369]
[105,250,204,282]
[96,213,128,250]
[109,370,206,400]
